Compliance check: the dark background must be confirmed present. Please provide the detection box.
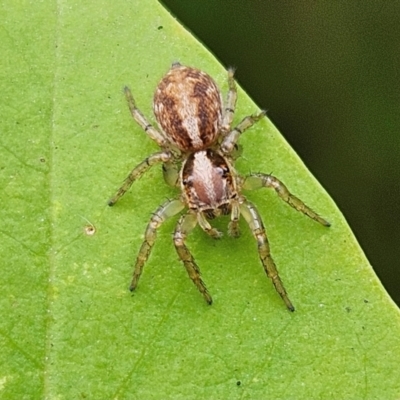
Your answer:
[160,1,400,307]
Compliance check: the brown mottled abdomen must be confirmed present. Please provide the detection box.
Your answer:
[153,63,223,152]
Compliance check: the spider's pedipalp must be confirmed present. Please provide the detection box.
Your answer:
[228,200,241,238]
[197,212,223,239]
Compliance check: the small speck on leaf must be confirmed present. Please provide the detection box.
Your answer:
[84,224,96,236]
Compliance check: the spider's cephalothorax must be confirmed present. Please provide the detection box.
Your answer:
[108,62,330,311]
[182,149,236,214]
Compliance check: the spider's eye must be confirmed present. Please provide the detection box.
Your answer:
[182,177,193,186]
[216,167,224,176]
[217,166,229,177]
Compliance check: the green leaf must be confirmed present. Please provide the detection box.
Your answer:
[1,1,399,398]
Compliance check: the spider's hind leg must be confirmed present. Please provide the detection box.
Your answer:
[221,68,238,135]
[124,86,168,147]
[221,111,266,155]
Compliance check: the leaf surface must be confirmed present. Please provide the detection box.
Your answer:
[1,1,399,398]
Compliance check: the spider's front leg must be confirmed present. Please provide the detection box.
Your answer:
[242,173,331,227]
[108,151,173,206]
[240,200,295,312]
[130,199,185,291]
[174,212,213,304]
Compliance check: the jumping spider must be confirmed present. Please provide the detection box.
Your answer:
[108,62,330,311]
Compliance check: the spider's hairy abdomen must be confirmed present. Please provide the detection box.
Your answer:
[153,63,223,152]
